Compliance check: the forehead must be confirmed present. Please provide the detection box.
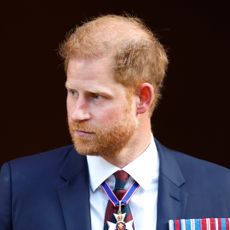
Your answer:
[66,56,127,95]
[67,56,114,81]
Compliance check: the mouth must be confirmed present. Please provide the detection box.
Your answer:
[74,130,95,137]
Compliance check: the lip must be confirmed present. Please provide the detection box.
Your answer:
[75,130,94,137]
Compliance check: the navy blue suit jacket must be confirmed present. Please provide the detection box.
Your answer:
[1,140,230,230]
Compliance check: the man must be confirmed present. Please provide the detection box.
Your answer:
[0,14,230,230]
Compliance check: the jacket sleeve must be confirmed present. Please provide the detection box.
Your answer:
[0,162,12,230]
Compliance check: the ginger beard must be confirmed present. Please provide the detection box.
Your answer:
[68,102,138,158]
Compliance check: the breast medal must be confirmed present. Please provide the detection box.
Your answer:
[169,218,230,230]
[107,212,134,230]
[101,181,139,230]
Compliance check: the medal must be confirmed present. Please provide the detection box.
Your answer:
[101,181,139,230]
[169,218,230,230]
[107,201,134,230]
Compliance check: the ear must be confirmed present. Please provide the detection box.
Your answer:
[136,83,154,115]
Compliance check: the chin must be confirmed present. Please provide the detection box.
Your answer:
[72,142,99,156]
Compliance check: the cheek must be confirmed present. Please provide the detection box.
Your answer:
[66,100,71,113]
[94,106,125,124]
[66,99,74,117]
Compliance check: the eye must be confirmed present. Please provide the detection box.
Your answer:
[92,93,101,100]
[68,89,78,97]
[88,92,102,100]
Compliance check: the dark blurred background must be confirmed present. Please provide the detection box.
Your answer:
[1,2,229,168]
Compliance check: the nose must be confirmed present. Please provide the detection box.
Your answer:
[69,97,91,122]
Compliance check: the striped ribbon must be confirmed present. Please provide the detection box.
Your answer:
[101,181,139,207]
[169,218,230,230]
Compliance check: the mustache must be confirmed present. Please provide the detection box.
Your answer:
[69,122,95,133]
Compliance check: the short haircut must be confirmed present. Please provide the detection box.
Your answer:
[59,14,168,114]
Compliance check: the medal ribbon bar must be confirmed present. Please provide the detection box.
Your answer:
[169,218,230,230]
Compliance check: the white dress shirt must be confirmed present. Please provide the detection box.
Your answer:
[87,136,159,230]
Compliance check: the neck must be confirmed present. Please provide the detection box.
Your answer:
[102,119,152,168]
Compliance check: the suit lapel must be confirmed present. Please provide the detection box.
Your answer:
[58,147,91,230]
[155,140,189,230]
[56,141,189,230]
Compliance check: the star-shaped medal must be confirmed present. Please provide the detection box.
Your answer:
[107,212,134,230]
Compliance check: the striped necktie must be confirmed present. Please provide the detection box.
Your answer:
[103,170,135,230]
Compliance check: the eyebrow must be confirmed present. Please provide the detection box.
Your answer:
[65,82,114,98]
[65,82,71,89]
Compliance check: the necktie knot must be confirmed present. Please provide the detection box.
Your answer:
[114,170,129,191]
[115,189,126,200]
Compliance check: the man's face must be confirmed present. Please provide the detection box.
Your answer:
[66,56,138,158]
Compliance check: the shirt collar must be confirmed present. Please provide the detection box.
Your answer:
[87,135,159,192]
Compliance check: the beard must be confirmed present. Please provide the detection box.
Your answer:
[68,108,138,158]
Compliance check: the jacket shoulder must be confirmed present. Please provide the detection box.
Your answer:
[1,145,71,171]
[172,149,230,179]
[0,145,77,184]
[156,139,230,193]
[165,145,230,193]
